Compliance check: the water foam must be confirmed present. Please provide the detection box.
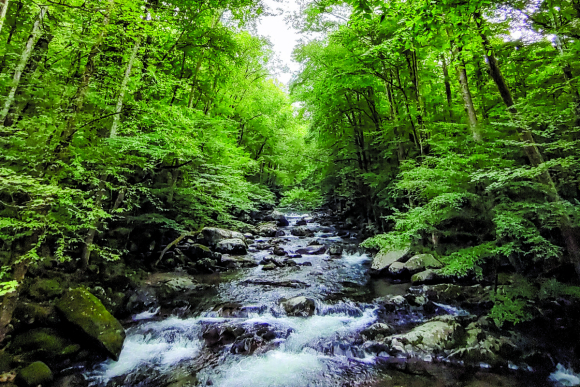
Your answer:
[549,364,580,386]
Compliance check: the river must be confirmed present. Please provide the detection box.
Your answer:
[82,213,573,387]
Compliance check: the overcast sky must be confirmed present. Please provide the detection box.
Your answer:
[256,0,303,85]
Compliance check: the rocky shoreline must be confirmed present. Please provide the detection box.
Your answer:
[0,211,579,387]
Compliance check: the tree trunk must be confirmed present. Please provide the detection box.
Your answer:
[0,6,47,124]
[187,54,204,109]
[110,37,141,138]
[3,32,52,126]
[441,54,453,121]
[455,55,481,141]
[0,0,9,37]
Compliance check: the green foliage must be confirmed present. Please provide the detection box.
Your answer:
[0,0,309,286]
[278,187,323,211]
[489,276,537,326]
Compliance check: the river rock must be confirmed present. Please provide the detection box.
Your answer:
[51,374,88,387]
[296,245,327,255]
[404,254,444,274]
[281,296,316,317]
[220,255,258,269]
[14,302,59,327]
[411,269,447,285]
[273,246,286,256]
[15,361,52,387]
[287,253,302,259]
[28,278,63,302]
[447,321,518,367]
[328,245,343,256]
[271,211,289,227]
[203,324,245,346]
[10,328,80,362]
[410,284,493,309]
[262,263,277,271]
[257,222,278,237]
[371,247,409,273]
[197,227,245,247]
[388,262,406,276]
[361,323,394,340]
[55,288,125,360]
[291,227,314,237]
[387,315,463,357]
[296,219,307,226]
[215,238,247,255]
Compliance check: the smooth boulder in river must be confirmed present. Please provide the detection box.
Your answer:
[15,361,52,387]
[197,227,245,247]
[215,238,247,255]
[371,247,409,273]
[271,211,289,227]
[56,288,125,360]
[281,296,316,317]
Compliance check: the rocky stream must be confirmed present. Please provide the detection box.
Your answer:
[5,212,580,387]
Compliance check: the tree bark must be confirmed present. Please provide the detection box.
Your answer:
[455,55,481,141]
[110,37,141,138]
[0,6,47,124]
[440,54,453,121]
[0,0,9,37]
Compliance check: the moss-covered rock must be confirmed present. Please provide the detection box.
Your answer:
[10,328,80,361]
[404,254,444,274]
[15,361,52,387]
[28,279,63,301]
[0,350,14,373]
[14,302,59,328]
[55,289,125,360]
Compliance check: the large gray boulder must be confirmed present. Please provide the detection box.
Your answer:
[257,222,278,237]
[404,254,444,274]
[55,289,125,360]
[197,227,245,247]
[370,247,409,272]
[291,227,314,237]
[386,315,463,357]
[271,211,289,227]
[281,296,316,317]
[215,238,247,255]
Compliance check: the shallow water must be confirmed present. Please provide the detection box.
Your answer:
[85,213,570,387]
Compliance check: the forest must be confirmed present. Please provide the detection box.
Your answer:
[0,0,579,385]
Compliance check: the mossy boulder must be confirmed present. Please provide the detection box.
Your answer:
[404,254,444,274]
[15,361,52,387]
[28,279,62,301]
[55,288,125,360]
[14,302,59,327]
[10,328,80,362]
[370,247,409,273]
[0,350,13,373]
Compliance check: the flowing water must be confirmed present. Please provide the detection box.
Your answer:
[84,214,571,387]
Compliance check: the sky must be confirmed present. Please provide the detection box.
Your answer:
[256,0,303,85]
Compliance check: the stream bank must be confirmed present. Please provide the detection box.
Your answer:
[2,212,579,387]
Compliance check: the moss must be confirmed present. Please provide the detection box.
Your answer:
[0,350,13,373]
[55,288,125,360]
[11,328,80,361]
[28,279,63,301]
[15,361,52,387]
